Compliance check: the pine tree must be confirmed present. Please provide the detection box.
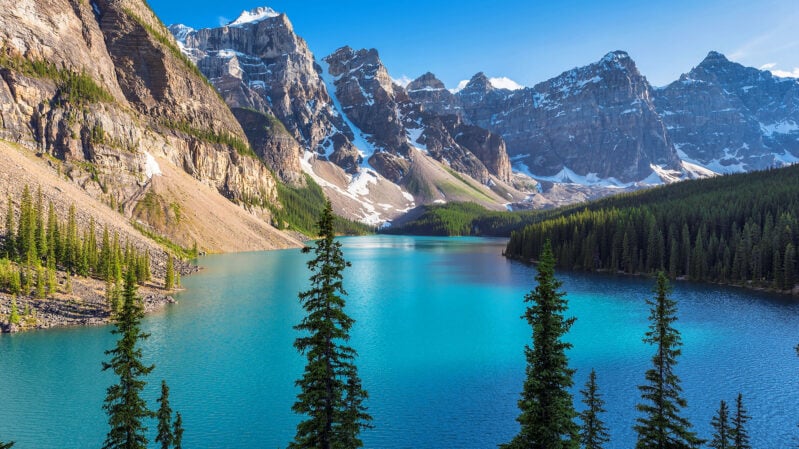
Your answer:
[34,186,47,259]
[36,265,46,299]
[709,400,730,449]
[289,200,371,449]
[165,256,174,290]
[173,412,184,449]
[3,195,15,259]
[101,269,154,449]
[9,296,19,325]
[502,240,579,449]
[579,369,610,449]
[634,272,701,449]
[155,380,174,449]
[731,393,751,449]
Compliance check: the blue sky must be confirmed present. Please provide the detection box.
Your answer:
[149,0,799,89]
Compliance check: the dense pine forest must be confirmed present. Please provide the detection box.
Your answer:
[0,185,176,309]
[505,165,799,291]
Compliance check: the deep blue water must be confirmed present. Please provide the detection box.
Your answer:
[0,235,797,448]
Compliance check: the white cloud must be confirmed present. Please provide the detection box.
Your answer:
[760,63,799,78]
[771,68,799,78]
[450,80,470,94]
[218,16,230,26]
[392,75,412,87]
[489,77,524,90]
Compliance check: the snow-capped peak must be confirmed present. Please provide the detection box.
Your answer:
[167,24,194,44]
[229,7,280,27]
[489,77,524,90]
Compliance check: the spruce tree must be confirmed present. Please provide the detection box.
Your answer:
[579,369,610,449]
[731,393,751,449]
[101,269,154,449]
[634,272,701,449]
[165,256,174,290]
[173,412,183,449]
[709,400,730,449]
[502,240,579,449]
[155,380,174,449]
[3,195,15,260]
[289,200,371,449]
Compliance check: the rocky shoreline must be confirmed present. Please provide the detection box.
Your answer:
[0,267,197,333]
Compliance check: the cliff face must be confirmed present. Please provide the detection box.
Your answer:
[0,0,296,250]
[654,51,799,172]
[172,9,361,180]
[448,52,681,183]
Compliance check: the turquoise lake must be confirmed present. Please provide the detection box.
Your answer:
[0,235,798,448]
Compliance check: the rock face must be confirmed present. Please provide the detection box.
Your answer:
[0,0,295,249]
[654,51,799,172]
[323,46,513,185]
[449,52,682,183]
[171,10,360,180]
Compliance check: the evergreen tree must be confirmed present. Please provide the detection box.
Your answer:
[165,256,174,290]
[709,400,730,449]
[155,380,174,449]
[3,195,15,259]
[502,240,579,449]
[9,296,19,325]
[634,272,701,449]
[173,412,183,449]
[101,269,154,449]
[34,186,47,259]
[36,265,46,299]
[579,369,610,449]
[731,393,751,449]
[289,200,371,449]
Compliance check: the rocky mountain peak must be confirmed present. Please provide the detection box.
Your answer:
[228,6,281,27]
[596,50,640,75]
[461,72,493,94]
[407,72,446,91]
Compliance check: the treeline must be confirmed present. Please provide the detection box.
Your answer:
[505,166,799,290]
[270,175,374,237]
[383,202,542,237]
[0,185,160,300]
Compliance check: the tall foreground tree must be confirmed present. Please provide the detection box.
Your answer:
[102,269,154,449]
[579,369,610,449]
[289,200,371,449]
[634,272,701,448]
[731,393,750,449]
[502,240,579,449]
[155,380,174,449]
[709,400,730,449]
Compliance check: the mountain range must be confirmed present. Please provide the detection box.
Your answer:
[0,2,797,248]
[170,6,799,222]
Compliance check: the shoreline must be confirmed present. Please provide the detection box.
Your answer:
[0,266,197,333]
[504,253,799,297]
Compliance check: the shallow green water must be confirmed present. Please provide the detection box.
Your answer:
[0,236,797,448]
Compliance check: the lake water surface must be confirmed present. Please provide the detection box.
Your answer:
[0,236,797,448]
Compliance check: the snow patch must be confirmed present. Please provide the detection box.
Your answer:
[144,152,162,179]
[318,59,378,166]
[760,121,799,136]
